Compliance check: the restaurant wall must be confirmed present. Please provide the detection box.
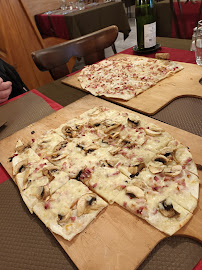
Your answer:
[21,0,61,17]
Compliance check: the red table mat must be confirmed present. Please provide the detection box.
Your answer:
[121,46,196,64]
[193,259,202,270]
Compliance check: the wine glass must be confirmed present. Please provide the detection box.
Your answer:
[59,0,68,10]
[195,20,202,84]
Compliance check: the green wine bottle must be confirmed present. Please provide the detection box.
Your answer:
[135,0,156,50]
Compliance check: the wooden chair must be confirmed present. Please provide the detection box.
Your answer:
[31,25,119,80]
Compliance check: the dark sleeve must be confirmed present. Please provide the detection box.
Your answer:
[0,58,29,99]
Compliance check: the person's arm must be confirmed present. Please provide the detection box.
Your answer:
[0,77,12,103]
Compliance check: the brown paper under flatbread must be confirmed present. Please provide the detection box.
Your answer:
[0,92,54,140]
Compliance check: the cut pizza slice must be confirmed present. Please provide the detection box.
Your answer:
[111,181,194,235]
[75,165,192,235]
[19,160,70,213]
[139,167,198,213]
[127,163,198,214]
[33,179,108,241]
[140,142,200,212]
[76,165,133,204]
[11,140,41,177]
[31,129,65,158]
[173,142,199,199]
[144,195,193,236]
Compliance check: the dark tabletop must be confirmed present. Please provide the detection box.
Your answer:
[1,79,201,270]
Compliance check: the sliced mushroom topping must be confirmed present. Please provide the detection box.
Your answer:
[164,165,182,177]
[120,139,135,149]
[128,166,138,176]
[111,132,120,139]
[129,163,145,178]
[151,125,163,132]
[102,136,110,144]
[42,167,59,181]
[154,155,168,165]
[88,108,100,116]
[100,159,115,167]
[164,152,172,158]
[132,179,148,190]
[145,125,163,136]
[84,144,100,154]
[22,168,31,189]
[76,144,84,150]
[49,168,59,174]
[106,160,115,167]
[15,144,31,153]
[23,178,32,190]
[160,147,179,163]
[75,169,84,181]
[159,199,180,218]
[104,123,121,134]
[49,152,67,162]
[138,162,146,172]
[109,147,121,156]
[88,119,101,127]
[57,208,71,225]
[40,185,50,200]
[145,128,162,136]
[53,141,68,152]
[102,133,120,145]
[127,117,140,128]
[61,126,77,138]
[149,165,164,174]
[38,140,50,147]
[160,147,173,156]
[77,193,99,216]
[125,186,145,198]
[172,149,180,164]
[75,168,92,182]
[13,159,28,175]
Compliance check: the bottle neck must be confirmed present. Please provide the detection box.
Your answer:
[135,0,155,8]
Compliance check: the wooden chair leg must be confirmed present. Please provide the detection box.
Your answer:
[111,43,117,54]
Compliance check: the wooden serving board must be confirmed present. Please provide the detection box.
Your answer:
[62,54,202,115]
[0,95,201,270]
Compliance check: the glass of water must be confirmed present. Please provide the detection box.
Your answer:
[195,20,202,66]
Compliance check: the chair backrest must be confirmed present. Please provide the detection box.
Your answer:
[170,0,202,39]
[32,25,118,80]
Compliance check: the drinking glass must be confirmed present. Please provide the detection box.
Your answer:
[195,20,202,66]
[77,0,85,10]
[60,0,68,10]
[68,1,74,10]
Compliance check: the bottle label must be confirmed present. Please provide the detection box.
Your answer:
[144,22,156,48]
